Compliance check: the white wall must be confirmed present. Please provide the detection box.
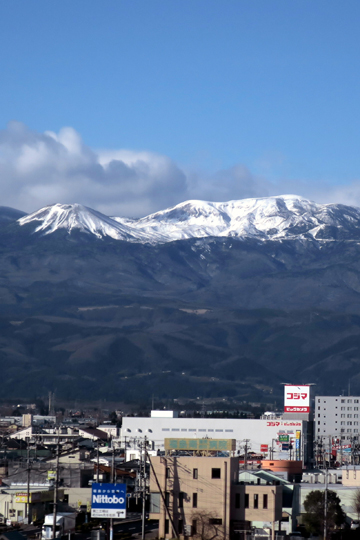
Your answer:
[121,417,307,462]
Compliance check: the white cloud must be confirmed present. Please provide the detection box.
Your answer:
[0,122,188,217]
[0,121,359,217]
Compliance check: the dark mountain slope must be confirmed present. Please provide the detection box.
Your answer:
[0,198,360,402]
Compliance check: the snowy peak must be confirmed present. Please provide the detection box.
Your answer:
[118,195,360,242]
[17,196,360,244]
[18,203,136,240]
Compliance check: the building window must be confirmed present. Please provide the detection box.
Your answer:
[193,493,198,508]
[348,415,353,418]
[341,429,345,433]
[166,467,170,479]
[263,494,268,509]
[150,493,160,513]
[212,468,221,479]
[215,429,223,432]
[348,422,353,426]
[348,407,353,411]
[178,520,183,535]
[348,400,353,403]
[179,492,184,508]
[165,520,169,535]
[341,414,345,418]
[341,407,345,411]
[193,468,198,479]
[199,429,206,432]
[355,400,359,404]
[341,399,345,403]
[172,428,179,431]
[245,494,249,508]
[165,492,170,507]
[189,429,196,432]
[225,429,233,432]
[355,408,359,411]
[254,494,259,509]
[341,422,345,425]
[209,519,222,525]
[235,493,240,509]
[192,520,197,535]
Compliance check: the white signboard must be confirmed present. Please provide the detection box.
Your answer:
[284,385,310,413]
[91,508,126,518]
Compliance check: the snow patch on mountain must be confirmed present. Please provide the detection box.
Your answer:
[17,196,360,244]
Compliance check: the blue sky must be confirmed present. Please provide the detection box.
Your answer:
[1,0,360,216]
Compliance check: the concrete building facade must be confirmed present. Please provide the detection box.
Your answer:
[315,396,360,442]
[121,415,311,464]
[149,456,283,540]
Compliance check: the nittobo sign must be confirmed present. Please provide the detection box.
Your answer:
[284,385,310,413]
[91,483,127,519]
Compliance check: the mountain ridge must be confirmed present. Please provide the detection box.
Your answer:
[16,195,360,244]
[1,196,360,402]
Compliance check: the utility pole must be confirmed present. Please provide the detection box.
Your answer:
[324,467,328,540]
[52,435,60,540]
[244,440,249,470]
[340,439,343,467]
[146,449,178,539]
[270,439,276,461]
[110,438,115,540]
[96,440,99,483]
[26,438,31,523]
[141,436,147,540]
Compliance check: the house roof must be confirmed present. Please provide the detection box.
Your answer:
[79,428,108,440]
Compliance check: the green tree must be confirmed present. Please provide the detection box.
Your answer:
[303,490,345,538]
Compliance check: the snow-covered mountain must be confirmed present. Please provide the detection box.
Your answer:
[18,195,360,243]
[18,203,137,241]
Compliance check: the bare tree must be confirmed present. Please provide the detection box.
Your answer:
[191,511,224,540]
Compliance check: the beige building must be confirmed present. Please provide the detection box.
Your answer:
[149,456,283,539]
[342,467,360,486]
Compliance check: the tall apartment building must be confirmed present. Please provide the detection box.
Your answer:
[315,396,360,441]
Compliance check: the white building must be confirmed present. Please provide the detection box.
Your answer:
[315,396,360,442]
[120,412,311,464]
